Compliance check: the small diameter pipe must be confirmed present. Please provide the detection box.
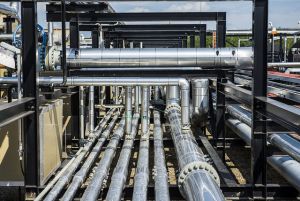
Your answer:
[60,111,120,201]
[267,156,300,192]
[80,117,126,201]
[105,113,140,201]
[79,86,85,139]
[153,111,170,201]
[154,86,160,100]
[132,86,150,201]
[43,109,115,201]
[165,105,224,201]
[135,86,140,113]
[89,86,95,132]
[125,86,132,136]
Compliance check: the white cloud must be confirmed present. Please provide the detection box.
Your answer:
[129,7,151,13]
[164,2,209,12]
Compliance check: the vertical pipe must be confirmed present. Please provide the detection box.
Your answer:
[166,86,180,106]
[153,111,170,201]
[191,79,209,122]
[141,86,150,137]
[48,22,53,46]
[154,86,160,101]
[89,86,94,132]
[284,36,287,62]
[135,86,139,113]
[79,86,85,139]
[125,86,132,136]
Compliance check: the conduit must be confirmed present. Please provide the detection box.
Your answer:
[153,111,170,201]
[43,109,115,201]
[48,47,253,69]
[165,104,224,201]
[132,86,150,201]
[60,111,121,201]
[105,113,140,201]
[80,116,126,201]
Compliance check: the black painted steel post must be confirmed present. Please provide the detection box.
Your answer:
[92,29,100,124]
[199,30,207,48]
[22,1,39,198]
[252,0,268,199]
[190,35,195,48]
[216,13,226,48]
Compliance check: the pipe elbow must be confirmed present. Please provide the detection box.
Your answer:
[178,78,190,90]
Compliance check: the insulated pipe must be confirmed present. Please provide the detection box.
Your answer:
[105,113,140,201]
[154,86,160,100]
[132,86,150,201]
[89,86,95,132]
[80,116,126,201]
[268,62,300,68]
[226,105,251,127]
[125,86,132,136]
[166,86,180,106]
[50,47,253,68]
[43,109,115,201]
[226,118,251,146]
[165,105,224,201]
[267,156,300,192]
[61,111,120,201]
[153,111,170,201]
[0,76,190,128]
[79,86,85,139]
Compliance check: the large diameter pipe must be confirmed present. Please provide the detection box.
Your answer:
[165,105,224,201]
[43,109,115,201]
[166,86,180,106]
[50,47,253,68]
[153,111,170,201]
[132,86,150,201]
[60,111,120,201]
[268,156,300,192]
[226,118,251,146]
[80,117,126,201]
[125,86,132,136]
[0,76,190,128]
[105,113,140,201]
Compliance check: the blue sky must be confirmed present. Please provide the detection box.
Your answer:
[4,1,300,30]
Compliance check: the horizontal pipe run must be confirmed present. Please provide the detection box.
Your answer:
[43,109,115,201]
[226,118,251,146]
[0,76,190,128]
[166,105,224,201]
[268,62,300,68]
[105,113,140,201]
[153,111,170,201]
[49,47,253,69]
[60,111,120,201]
[80,116,126,201]
[268,156,300,192]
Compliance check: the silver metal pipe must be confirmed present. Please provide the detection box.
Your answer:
[89,86,95,132]
[165,105,224,201]
[226,105,251,127]
[61,111,120,201]
[125,86,132,136]
[191,79,209,127]
[141,86,150,137]
[80,116,126,201]
[48,22,54,46]
[154,86,160,100]
[105,113,140,201]
[166,86,180,106]
[135,86,139,113]
[79,86,85,139]
[43,109,115,201]
[268,156,300,192]
[49,47,253,69]
[0,76,190,128]
[268,62,300,68]
[153,111,170,201]
[226,118,251,146]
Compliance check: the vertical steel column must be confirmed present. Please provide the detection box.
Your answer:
[69,20,80,140]
[199,30,207,48]
[183,36,188,48]
[92,29,100,48]
[21,1,39,198]
[5,16,14,102]
[252,0,268,199]
[216,14,226,48]
[92,29,100,125]
[190,35,195,48]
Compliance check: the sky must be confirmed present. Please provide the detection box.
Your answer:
[4,1,300,30]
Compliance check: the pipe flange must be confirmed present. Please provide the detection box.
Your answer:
[178,161,220,192]
[164,103,181,115]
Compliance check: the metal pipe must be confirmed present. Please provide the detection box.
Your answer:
[48,47,253,69]
[0,76,190,128]
[61,111,120,201]
[153,111,170,201]
[43,109,115,201]
[268,62,300,68]
[0,4,20,22]
[135,86,140,113]
[105,113,140,201]
[132,86,150,201]
[125,86,132,136]
[226,104,252,127]
[226,118,251,146]
[48,22,54,46]
[165,105,224,201]
[79,86,85,139]
[89,86,95,132]
[80,116,126,201]
[154,86,160,100]
[268,156,300,192]
[166,86,180,106]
